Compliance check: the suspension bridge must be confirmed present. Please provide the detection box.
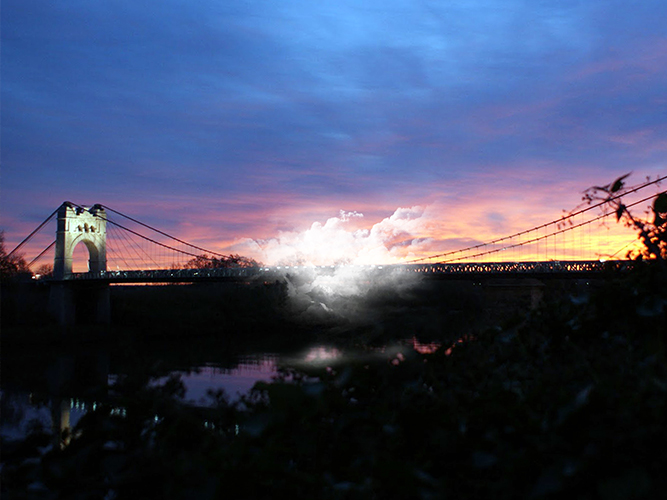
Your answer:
[4,175,664,324]
[8,176,664,281]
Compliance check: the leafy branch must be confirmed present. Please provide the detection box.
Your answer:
[581,173,666,260]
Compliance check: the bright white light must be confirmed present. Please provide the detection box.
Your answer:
[231,206,431,267]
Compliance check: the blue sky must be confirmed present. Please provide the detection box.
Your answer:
[2,0,666,263]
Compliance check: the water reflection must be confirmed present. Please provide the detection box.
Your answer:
[1,391,53,440]
[164,355,281,404]
[1,346,110,448]
[1,337,442,445]
[410,336,441,354]
[302,346,342,365]
[0,392,88,448]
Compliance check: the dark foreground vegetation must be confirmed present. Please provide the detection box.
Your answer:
[2,177,666,499]
[2,260,666,499]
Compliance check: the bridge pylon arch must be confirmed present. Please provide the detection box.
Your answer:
[53,202,107,280]
[50,202,110,326]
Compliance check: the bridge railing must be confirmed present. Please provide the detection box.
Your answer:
[49,260,636,282]
[402,260,636,275]
[65,267,262,282]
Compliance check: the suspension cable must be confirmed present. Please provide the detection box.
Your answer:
[101,216,207,260]
[106,225,133,270]
[439,191,660,263]
[65,202,211,261]
[410,174,666,263]
[101,204,229,258]
[111,222,150,269]
[115,222,162,269]
[27,240,56,268]
[8,208,59,257]
[104,219,204,260]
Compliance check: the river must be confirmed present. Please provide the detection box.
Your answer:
[1,333,440,444]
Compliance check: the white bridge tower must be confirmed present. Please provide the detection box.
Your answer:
[50,202,110,326]
[53,202,107,279]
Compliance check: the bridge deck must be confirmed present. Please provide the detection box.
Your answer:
[45,260,635,283]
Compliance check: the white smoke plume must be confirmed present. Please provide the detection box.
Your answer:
[280,264,425,328]
[230,206,434,327]
[233,206,433,267]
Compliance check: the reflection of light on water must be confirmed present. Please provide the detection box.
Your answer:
[444,335,474,356]
[410,337,441,354]
[303,346,342,365]
[0,391,87,443]
[408,335,475,356]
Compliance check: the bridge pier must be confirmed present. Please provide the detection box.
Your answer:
[48,283,75,326]
[480,278,546,315]
[49,282,110,326]
[529,279,545,309]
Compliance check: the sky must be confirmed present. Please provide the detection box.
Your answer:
[2,0,666,266]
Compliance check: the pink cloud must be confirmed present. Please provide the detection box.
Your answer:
[573,38,667,82]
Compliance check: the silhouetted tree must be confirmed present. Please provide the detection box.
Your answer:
[33,263,53,278]
[0,231,30,280]
[184,253,261,269]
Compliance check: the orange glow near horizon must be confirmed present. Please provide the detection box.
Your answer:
[10,185,659,274]
[226,204,646,267]
[19,211,648,273]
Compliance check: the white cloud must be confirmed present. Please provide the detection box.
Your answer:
[231,206,433,266]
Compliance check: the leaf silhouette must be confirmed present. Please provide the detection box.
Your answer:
[610,173,631,193]
[654,192,667,213]
[654,192,667,226]
[615,204,625,221]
